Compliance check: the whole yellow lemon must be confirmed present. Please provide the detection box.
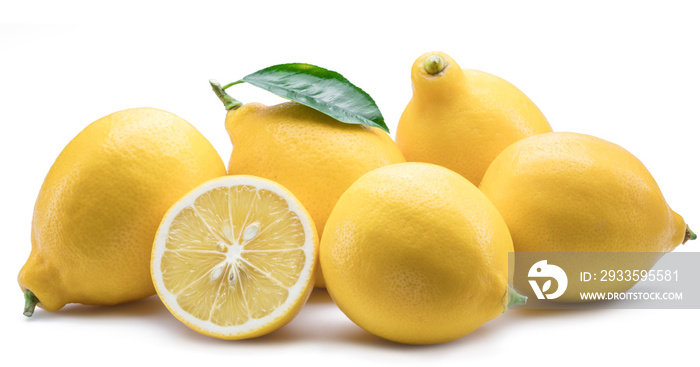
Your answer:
[221,101,405,287]
[321,162,523,344]
[479,132,695,300]
[396,51,552,186]
[480,132,692,253]
[19,108,226,316]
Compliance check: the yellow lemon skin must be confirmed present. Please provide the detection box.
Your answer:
[396,51,552,186]
[19,108,226,313]
[225,102,405,287]
[479,132,688,255]
[321,162,513,345]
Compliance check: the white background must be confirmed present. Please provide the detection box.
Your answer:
[2,1,699,366]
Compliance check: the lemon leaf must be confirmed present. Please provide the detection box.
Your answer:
[239,63,390,134]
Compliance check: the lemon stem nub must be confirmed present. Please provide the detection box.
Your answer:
[423,55,446,75]
[684,225,697,244]
[506,286,527,310]
[209,79,243,111]
[23,290,39,317]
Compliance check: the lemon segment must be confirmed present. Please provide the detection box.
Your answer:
[152,176,318,339]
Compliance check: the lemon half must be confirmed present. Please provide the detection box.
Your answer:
[151,175,318,339]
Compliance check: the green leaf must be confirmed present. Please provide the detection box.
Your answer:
[238,63,389,134]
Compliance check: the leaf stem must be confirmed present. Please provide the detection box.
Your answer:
[222,80,245,90]
[23,289,39,317]
[209,79,243,111]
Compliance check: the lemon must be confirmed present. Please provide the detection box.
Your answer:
[151,175,318,340]
[479,132,695,300]
[396,51,552,186]
[218,100,405,287]
[320,162,524,345]
[18,108,226,316]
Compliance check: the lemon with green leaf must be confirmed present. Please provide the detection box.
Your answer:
[210,64,405,287]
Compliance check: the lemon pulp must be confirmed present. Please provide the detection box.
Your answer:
[152,176,317,339]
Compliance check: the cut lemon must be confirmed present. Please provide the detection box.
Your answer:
[151,175,318,339]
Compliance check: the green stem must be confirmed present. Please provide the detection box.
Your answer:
[423,55,446,75]
[684,225,697,244]
[506,285,527,310]
[23,289,39,317]
[209,79,243,111]
[222,80,245,90]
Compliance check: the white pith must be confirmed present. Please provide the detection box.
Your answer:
[151,175,316,337]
